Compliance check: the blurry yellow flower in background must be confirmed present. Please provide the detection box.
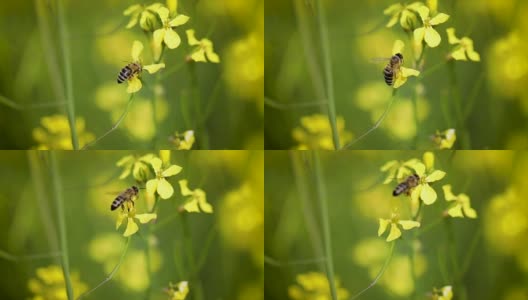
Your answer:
[380,157,420,184]
[125,41,166,93]
[446,28,480,61]
[123,3,163,31]
[146,157,182,199]
[409,152,446,205]
[33,114,95,149]
[432,128,456,149]
[178,179,213,213]
[292,114,353,150]
[431,285,453,300]
[116,153,155,182]
[391,40,420,88]
[116,207,157,237]
[186,29,220,63]
[378,211,420,242]
[27,265,88,300]
[413,6,450,48]
[169,130,195,150]
[288,272,350,300]
[153,6,189,50]
[165,281,189,300]
[383,2,423,30]
[442,185,477,218]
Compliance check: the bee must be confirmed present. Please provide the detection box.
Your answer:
[117,62,142,84]
[111,186,139,211]
[392,174,420,196]
[383,53,403,86]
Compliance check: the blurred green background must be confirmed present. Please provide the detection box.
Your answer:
[0,150,263,299]
[265,0,528,150]
[0,0,263,149]
[265,150,528,299]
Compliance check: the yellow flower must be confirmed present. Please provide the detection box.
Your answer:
[378,212,420,242]
[442,185,477,218]
[413,6,450,48]
[146,157,182,199]
[185,29,220,63]
[116,207,157,237]
[116,153,155,182]
[431,285,453,300]
[153,6,189,50]
[383,2,424,30]
[380,158,420,184]
[391,40,420,89]
[33,114,95,149]
[446,28,480,62]
[169,130,195,150]
[178,180,213,213]
[27,265,88,300]
[123,3,163,31]
[125,41,166,93]
[432,128,456,149]
[165,281,189,300]
[292,114,353,150]
[409,152,446,205]
[288,272,350,300]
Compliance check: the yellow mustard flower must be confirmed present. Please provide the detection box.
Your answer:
[169,130,195,150]
[446,28,480,62]
[116,207,157,237]
[380,158,420,184]
[442,185,477,218]
[33,114,95,149]
[413,6,450,48]
[146,157,182,199]
[124,41,166,93]
[292,114,353,150]
[432,128,456,149]
[28,265,88,300]
[391,40,420,89]
[123,3,163,31]
[427,0,438,15]
[431,285,453,300]
[383,2,424,30]
[409,152,446,205]
[185,29,220,63]
[116,153,155,182]
[153,6,189,50]
[165,281,189,300]
[378,211,420,242]
[178,180,213,213]
[288,272,350,300]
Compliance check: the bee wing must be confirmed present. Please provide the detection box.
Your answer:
[369,57,392,64]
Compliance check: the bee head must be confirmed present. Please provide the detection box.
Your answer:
[395,53,403,60]
[132,186,139,193]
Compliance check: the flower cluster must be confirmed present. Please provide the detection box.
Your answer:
[288,272,350,300]
[33,114,95,149]
[165,281,189,300]
[27,265,88,300]
[292,114,354,150]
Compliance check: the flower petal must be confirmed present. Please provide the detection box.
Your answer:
[135,213,157,224]
[442,185,457,201]
[423,152,434,170]
[183,199,200,213]
[191,49,207,62]
[451,47,467,60]
[157,178,174,199]
[416,6,429,22]
[378,219,390,236]
[411,184,422,202]
[178,180,193,196]
[131,40,143,61]
[153,29,166,48]
[117,155,134,166]
[430,13,450,25]
[393,72,407,89]
[123,218,139,236]
[146,179,158,196]
[381,160,398,172]
[424,27,441,48]
[143,63,165,74]
[447,204,464,218]
[162,164,182,177]
[420,183,437,205]
[383,3,403,15]
[116,212,126,229]
[186,29,200,45]
[387,223,402,242]
[426,170,446,182]
[412,162,426,176]
[125,13,139,29]
[386,13,399,28]
[169,14,190,27]
[150,157,162,172]
[127,77,142,93]
[446,28,460,44]
[398,220,421,230]
[205,49,220,63]
[164,29,181,49]
[118,167,131,179]
[197,190,213,213]
[124,4,141,15]
[414,27,425,44]
[400,67,420,77]
[392,40,405,56]
[157,7,169,21]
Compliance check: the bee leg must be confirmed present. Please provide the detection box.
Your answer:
[131,199,135,208]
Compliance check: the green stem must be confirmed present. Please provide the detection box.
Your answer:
[49,152,73,300]
[188,63,209,149]
[77,237,131,299]
[264,255,326,267]
[56,0,79,149]
[180,214,204,300]
[264,96,328,110]
[312,151,337,300]
[444,218,466,300]
[412,89,419,149]
[0,94,67,110]
[447,62,471,149]
[0,249,61,261]
[420,61,446,79]
[351,241,395,299]
[315,0,340,150]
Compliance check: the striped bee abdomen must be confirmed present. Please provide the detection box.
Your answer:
[392,174,420,196]
[392,181,408,196]
[383,66,394,86]
[117,66,132,84]
[111,195,125,210]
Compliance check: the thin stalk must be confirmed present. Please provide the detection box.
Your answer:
[412,89,419,149]
[0,249,62,261]
[159,61,186,81]
[0,94,66,110]
[49,152,73,300]
[180,214,204,300]
[192,224,217,277]
[463,72,485,120]
[188,63,209,149]
[447,62,471,149]
[264,97,328,110]
[444,218,466,300]
[420,61,446,79]
[56,0,79,149]
[457,227,481,281]
[312,151,337,300]
[77,237,131,299]
[264,255,327,267]
[351,241,395,299]
[198,74,223,125]
[315,0,340,150]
